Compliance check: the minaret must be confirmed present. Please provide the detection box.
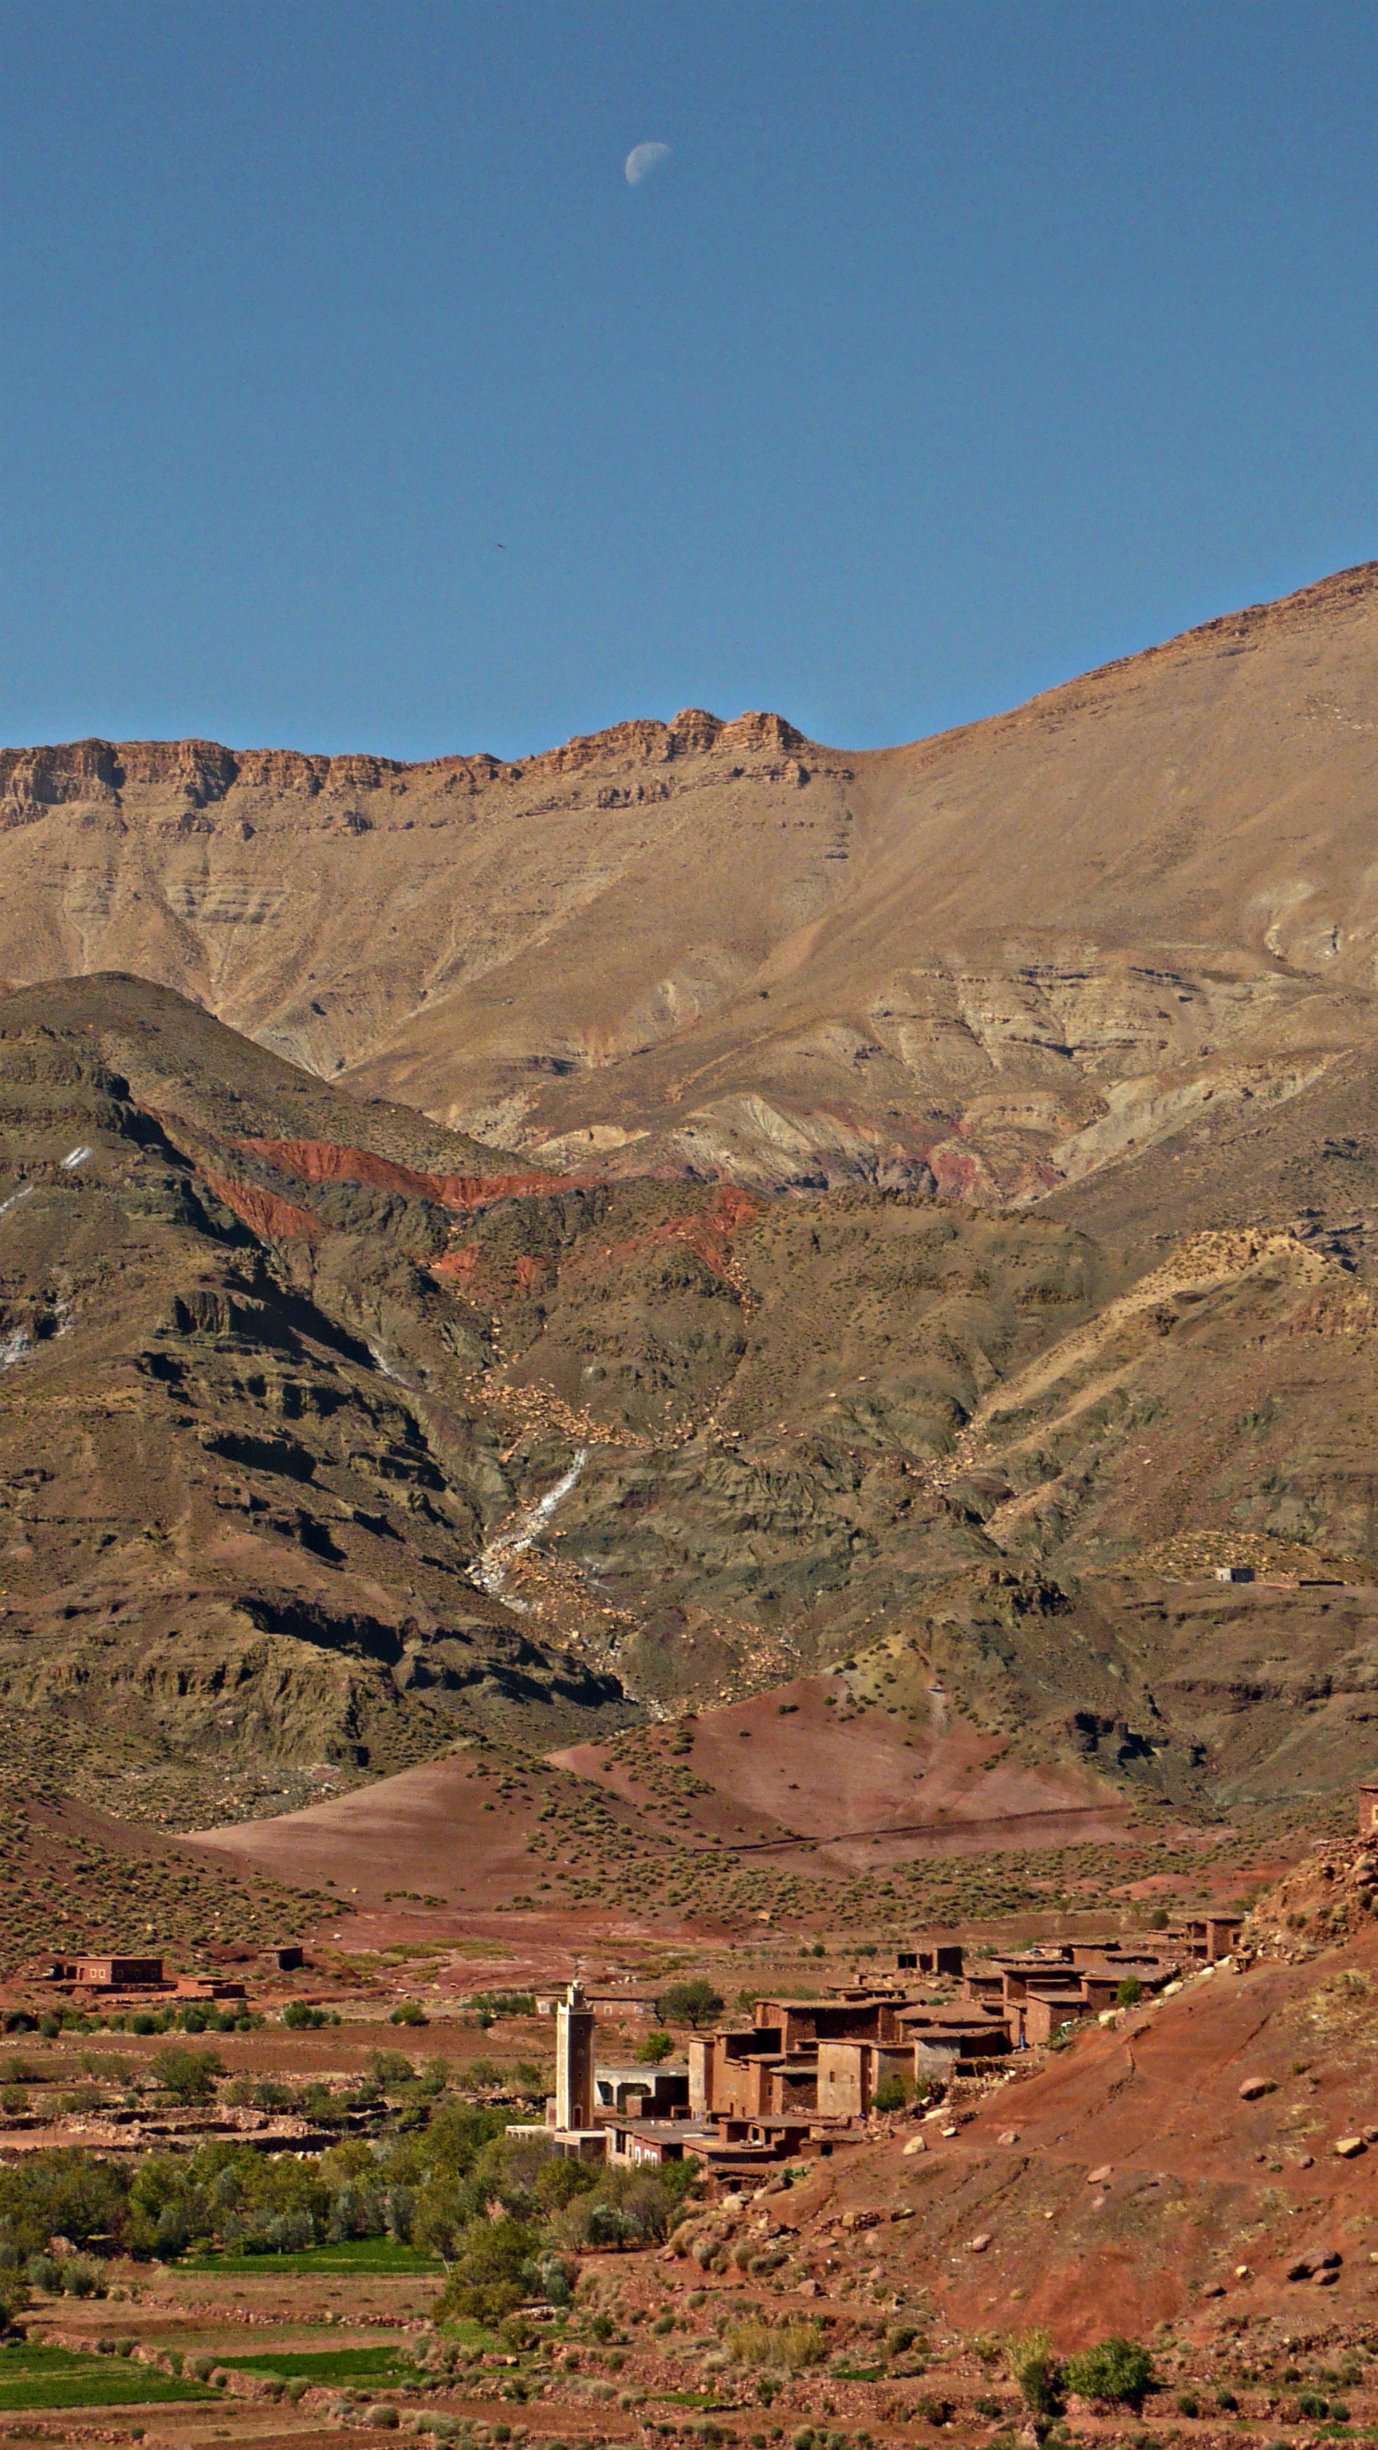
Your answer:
[554,1977,595,2131]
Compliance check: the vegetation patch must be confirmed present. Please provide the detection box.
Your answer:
[0,2342,216,2411]
[217,2343,418,2381]
[180,2236,442,2276]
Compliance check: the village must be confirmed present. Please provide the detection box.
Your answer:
[516,1909,1246,2184]
[0,1783,1372,2448]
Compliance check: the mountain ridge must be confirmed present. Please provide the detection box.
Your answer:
[5,560,1372,796]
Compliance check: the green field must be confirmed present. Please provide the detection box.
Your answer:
[0,2341,216,2411]
[218,2343,417,2382]
[179,2235,441,2276]
[441,2317,505,2352]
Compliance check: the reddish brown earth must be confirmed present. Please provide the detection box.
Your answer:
[198,1163,325,1245]
[748,1854,1378,2350]
[235,1134,590,1211]
[555,1673,1133,1872]
[189,1750,550,1914]
[190,1674,1136,1951]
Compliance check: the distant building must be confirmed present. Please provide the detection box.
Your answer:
[554,1980,595,2133]
[1215,1565,1255,1584]
[44,1955,166,1992]
[896,1942,964,1977]
[508,1913,1230,2186]
[593,2063,689,2118]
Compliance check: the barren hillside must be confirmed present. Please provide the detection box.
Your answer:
[2,972,1375,1848]
[2,564,1375,1198]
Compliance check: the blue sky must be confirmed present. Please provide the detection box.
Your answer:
[2,0,1375,760]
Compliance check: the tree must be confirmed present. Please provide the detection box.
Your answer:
[432,2215,538,2326]
[0,2277,30,2338]
[1064,2335,1154,2409]
[637,2031,673,2064]
[148,2046,222,2105]
[655,1979,724,2030]
[1115,1975,1144,2007]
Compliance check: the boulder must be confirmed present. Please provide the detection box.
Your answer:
[1238,2076,1275,2100]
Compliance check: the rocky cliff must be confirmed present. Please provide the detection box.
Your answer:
[2,565,1373,1200]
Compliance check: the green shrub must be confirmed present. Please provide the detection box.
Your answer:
[148,2046,222,2104]
[389,2001,428,2027]
[60,2255,104,2298]
[872,2072,912,2113]
[432,2215,538,2327]
[280,2000,327,2030]
[0,2276,30,2337]
[1116,1976,1145,2007]
[1064,2336,1155,2409]
[637,2032,674,2064]
[1008,2329,1064,2418]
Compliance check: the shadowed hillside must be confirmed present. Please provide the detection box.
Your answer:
[1,969,1375,1848]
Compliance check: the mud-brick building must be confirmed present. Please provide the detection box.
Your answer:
[43,1954,166,1991]
[593,2062,690,2118]
[816,2037,914,2117]
[1178,1914,1244,1962]
[895,2002,1012,2073]
[1360,1781,1378,1839]
[691,1991,913,2121]
[896,1943,965,1977]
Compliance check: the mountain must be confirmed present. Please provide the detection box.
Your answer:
[1,960,1375,1851]
[2,567,1376,1860]
[0,975,634,1833]
[2,564,1375,1203]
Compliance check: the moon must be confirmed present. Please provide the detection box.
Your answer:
[625,141,671,187]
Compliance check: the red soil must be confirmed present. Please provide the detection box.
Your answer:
[188,1753,541,1913]
[199,1166,324,1246]
[808,1918,1378,2348]
[188,1753,702,1968]
[599,1183,762,1283]
[555,1675,1131,1871]
[235,1136,591,1212]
